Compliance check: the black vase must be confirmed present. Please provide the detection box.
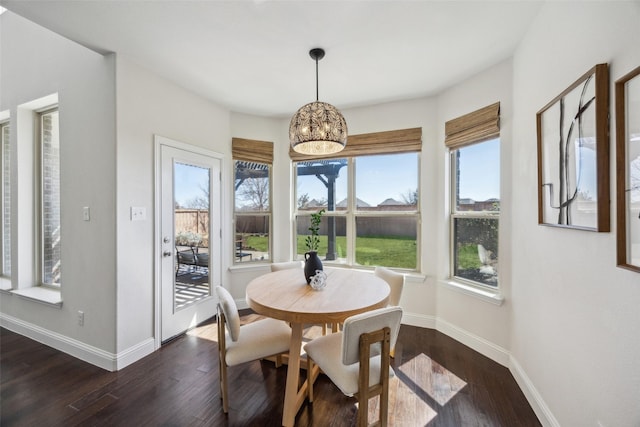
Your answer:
[304,251,323,284]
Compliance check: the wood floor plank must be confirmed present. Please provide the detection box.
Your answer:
[1,316,541,426]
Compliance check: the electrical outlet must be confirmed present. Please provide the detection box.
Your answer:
[78,310,84,326]
[82,206,90,221]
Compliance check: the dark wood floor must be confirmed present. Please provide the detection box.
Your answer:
[1,312,541,426]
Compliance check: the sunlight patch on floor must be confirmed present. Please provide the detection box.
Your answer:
[397,352,467,406]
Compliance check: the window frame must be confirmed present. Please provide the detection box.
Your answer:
[36,106,61,288]
[233,160,273,264]
[294,152,421,272]
[449,138,500,289]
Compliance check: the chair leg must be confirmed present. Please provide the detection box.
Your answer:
[307,357,315,403]
[356,393,368,427]
[219,354,229,413]
[380,382,389,427]
[217,310,229,414]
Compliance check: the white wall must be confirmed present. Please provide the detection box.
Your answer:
[115,57,232,353]
[0,13,118,354]
[510,2,640,426]
[434,59,514,363]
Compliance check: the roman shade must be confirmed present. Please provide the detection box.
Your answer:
[444,102,500,149]
[232,137,274,164]
[289,127,422,161]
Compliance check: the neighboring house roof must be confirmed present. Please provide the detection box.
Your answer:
[307,199,326,207]
[337,198,371,208]
[378,198,403,206]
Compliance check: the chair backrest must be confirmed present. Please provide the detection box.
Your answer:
[270,261,303,272]
[374,266,404,307]
[215,286,241,342]
[341,306,402,365]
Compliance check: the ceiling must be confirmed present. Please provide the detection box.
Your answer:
[2,0,543,118]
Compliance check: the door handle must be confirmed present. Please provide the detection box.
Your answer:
[163,251,172,257]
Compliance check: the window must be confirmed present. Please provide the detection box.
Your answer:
[1,120,10,277]
[39,108,61,286]
[232,138,273,263]
[293,128,421,270]
[446,102,500,288]
[450,139,500,287]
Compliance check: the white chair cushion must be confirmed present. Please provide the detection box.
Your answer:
[304,331,394,397]
[342,306,402,365]
[374,266,404,307]
[215,286,241,342]
[270,261,303,272]
[225,318,291,366]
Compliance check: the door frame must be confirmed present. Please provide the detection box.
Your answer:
[153,135,225,349]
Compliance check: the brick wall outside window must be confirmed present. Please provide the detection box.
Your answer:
[41,111,61,285]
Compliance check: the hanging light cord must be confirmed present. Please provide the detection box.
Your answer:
[315,56,319,101]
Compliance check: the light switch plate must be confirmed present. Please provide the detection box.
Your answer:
[82,207,90,221]
[131,207,146,221]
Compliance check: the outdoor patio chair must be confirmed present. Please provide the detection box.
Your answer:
[195,248,209,271]
[176,246,197,274]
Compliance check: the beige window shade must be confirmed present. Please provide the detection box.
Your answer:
[289,127,422,161]
[232,138,274,164]
[445,102,500,150]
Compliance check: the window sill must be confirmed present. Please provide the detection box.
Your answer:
[11,287,63,308]
[438,279,504,306]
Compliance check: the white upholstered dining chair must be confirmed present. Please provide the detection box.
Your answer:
[304,306,403,427]
[215,285,291,413]
[270,260,304,272]
[374,266,404,357]
[374,266,404,307]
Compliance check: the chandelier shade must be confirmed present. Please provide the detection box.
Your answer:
[290,48,347,155]
[289,101,348,155]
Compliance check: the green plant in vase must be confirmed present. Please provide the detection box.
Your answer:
[304,209,324,284]
[305,208,324,252]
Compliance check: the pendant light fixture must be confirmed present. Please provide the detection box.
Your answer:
[289,48,347,155]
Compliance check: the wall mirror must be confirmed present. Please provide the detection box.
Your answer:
[616,66,640,272]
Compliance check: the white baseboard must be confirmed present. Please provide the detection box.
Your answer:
[435,317,511,367]
[115,337,155,370]
[0,313,154,372]
[401,312,436,329]
[509,356,560,427]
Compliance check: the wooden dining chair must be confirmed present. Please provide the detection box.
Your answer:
[304,306,403,427]
[215,285,291,413]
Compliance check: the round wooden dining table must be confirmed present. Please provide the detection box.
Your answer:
[245,267,390,427]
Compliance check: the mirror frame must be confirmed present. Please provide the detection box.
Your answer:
[615,66,640,272]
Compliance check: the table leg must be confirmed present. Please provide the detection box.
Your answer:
[282,322,303,427]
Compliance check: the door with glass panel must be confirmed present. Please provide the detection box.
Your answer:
[158,139,221,342]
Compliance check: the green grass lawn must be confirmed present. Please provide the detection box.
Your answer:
[457,244,481,269]
[295,235,416,269]
[243,234,482,271]
[244,234,417,268]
